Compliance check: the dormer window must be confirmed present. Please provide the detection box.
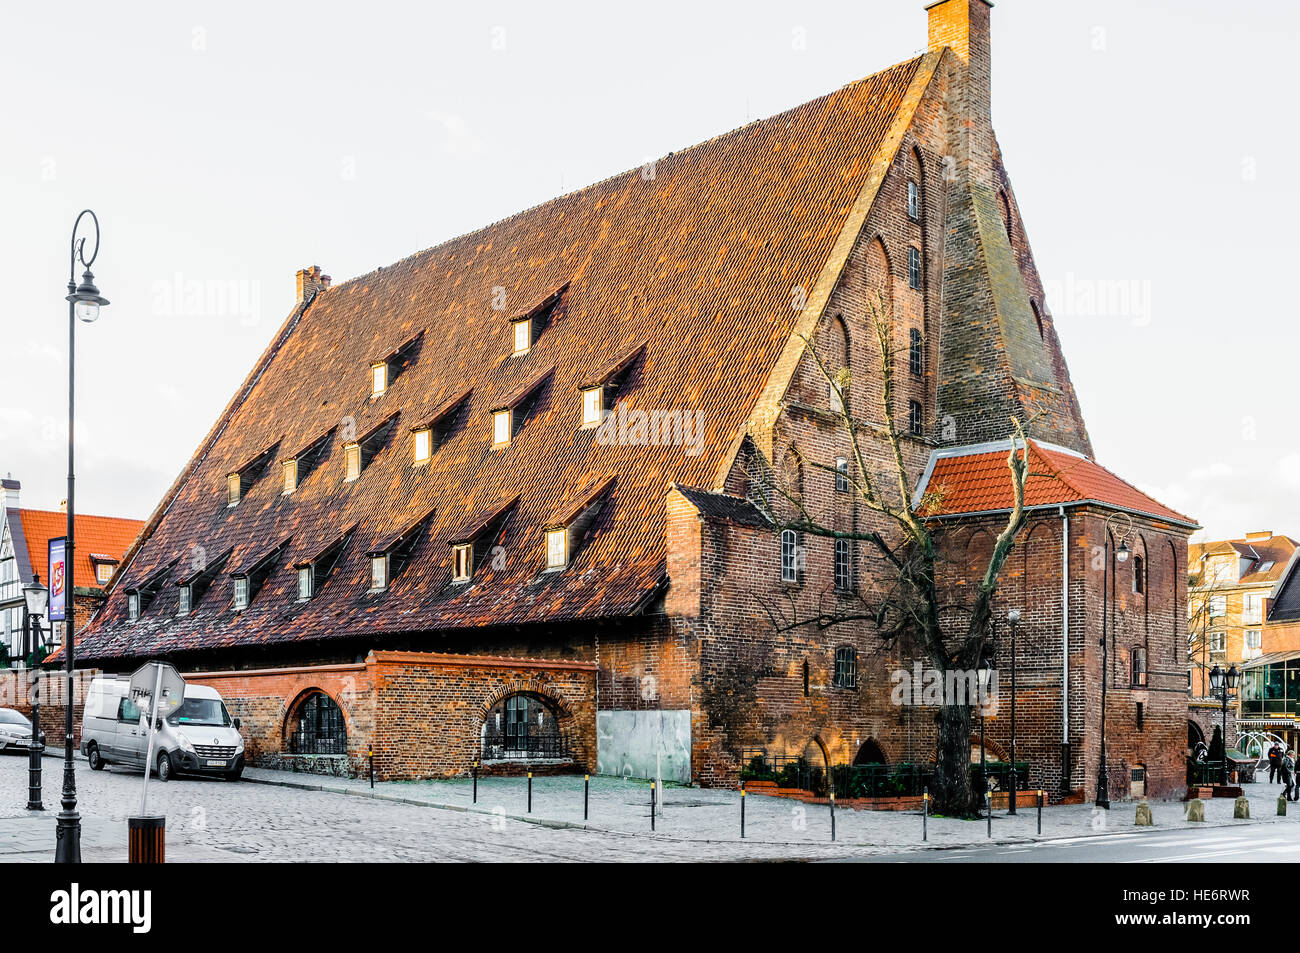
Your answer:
[368,332,423,398]
[577,342,645,430]
[506,285,566,357]
[410,388,472,465]
[490,367,553,449]
[343,413,399,482]
[447,496,519,584]
[124,562,175,622]
[543,475,616,572]
[128,592,140,621]
[366,509,434,594]
[282,428,333,496]
[512,319,532,356]
[229,539,290,613]
[177,584,192,615]
[225,443,279,508]
[89,554,118,586]
[292,528,353,603]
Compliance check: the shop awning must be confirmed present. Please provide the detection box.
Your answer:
[1241,649,1300,670]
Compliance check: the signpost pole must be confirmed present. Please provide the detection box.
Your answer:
[139,663,163,816]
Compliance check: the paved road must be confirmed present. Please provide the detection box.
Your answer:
[854,824,1300,862]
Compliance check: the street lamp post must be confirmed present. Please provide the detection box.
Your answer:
[56,209,109,864]
[22,573,49,811]
[1007,608,1021,815]
[977,655,992,812]
[1097,511,1133,811]
[1209,663,1240,787]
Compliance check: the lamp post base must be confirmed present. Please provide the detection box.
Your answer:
[25,741,44,811]
[54,812,82,864]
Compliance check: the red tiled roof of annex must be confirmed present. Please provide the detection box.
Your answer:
[918,441,1196,526]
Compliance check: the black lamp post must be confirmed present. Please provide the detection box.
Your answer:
[1097,512,1132,811]
[56,209,108,864]
[22,573,49,811]
[1209,663,1240,787]
[1006,608,1021,815]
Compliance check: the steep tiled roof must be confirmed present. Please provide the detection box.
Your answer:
[673,485,772,528]
[916,441,1196,527]
[16,509,144,590]
[78,54,931,661]
[1190,535,1298,586]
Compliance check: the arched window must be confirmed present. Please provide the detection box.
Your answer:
[827,317,849,414]
[833,646,857,689]
[1132,554,1145,594]
[286,691,347,755]
[781,529,800,583]
[482,693,566,760]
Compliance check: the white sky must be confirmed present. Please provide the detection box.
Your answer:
[1,0,1296,543]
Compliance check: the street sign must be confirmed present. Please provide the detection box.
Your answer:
[129,661,185,815]
[129,661,185,720]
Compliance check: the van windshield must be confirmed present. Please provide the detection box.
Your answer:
[167,697,231,728]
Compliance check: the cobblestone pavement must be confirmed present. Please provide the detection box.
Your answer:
[2,751,1292,862]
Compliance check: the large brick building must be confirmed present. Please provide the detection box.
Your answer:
[75,1,1196,800]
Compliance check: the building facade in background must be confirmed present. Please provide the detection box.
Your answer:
[74,1,1196,800]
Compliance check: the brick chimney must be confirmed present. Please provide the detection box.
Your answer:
[1,477,19,515]
[927,0,994,183]
[295,265,332,304]
[1245,530,1274,542]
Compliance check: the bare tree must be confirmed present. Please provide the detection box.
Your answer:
[747,297,1032,817]
[1186,549,1233,699]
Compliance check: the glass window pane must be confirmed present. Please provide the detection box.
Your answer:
[582,389,602,426]
[547,530,567,568]
[493,411,511,446]
[413,429,431,462]
[513,320,531,354]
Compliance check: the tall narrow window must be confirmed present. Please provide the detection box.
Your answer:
[412,428,432,464]
[803,660,810,698]
[546,529,568,569]
[297,566,313,601]
[370,554,389,591]
[232,576,250,611]
[834,538,852,592]
[908,247,922,290]
[227,473,242,507]
[512,318,532,355]
[176,585,192,616]
[909,328,924,376]
[371,362,388,396]
[781,529,799,583]
[581,388,603,427]
[1132,554,1145,594]
[907,180,920,221]
[908,400,924,437]
[1131,647,1148,687]
[493,410,512,447]
[344,444,361,482]
[282,459,298,495]
[452,543,472,583]
[835,457,849,493]
[128,592,140,621]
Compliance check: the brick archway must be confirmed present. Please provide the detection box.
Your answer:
[283,687,352,754]
[970,733,1008,762]
[477,677,576,723]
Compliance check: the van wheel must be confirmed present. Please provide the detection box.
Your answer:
[87,743,105,771]
[157,752,174,782]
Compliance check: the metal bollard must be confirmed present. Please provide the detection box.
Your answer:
[923,787,929,842]
[527,772,533,814]
[741,786,746,839]
[829,792,836,842]
[1037,790,1043,835]
[650,782,657,831]
[584,774,590,821]
[368,744,375,789]
[472,761,478,803]
[986,793,992,838]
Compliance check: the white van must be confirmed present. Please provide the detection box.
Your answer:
[81,675,245,781]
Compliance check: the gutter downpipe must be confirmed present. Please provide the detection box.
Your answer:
[1060,505,1071,796]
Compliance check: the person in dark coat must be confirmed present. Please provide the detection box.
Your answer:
[1269,743,1282,784]
[1284,751,1297,802]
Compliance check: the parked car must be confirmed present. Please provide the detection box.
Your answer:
[0,708,33,752]
[80,675,244,781]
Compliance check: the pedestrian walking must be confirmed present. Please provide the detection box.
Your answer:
[1284,751,1297,802]
[1269,743,1282,784]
